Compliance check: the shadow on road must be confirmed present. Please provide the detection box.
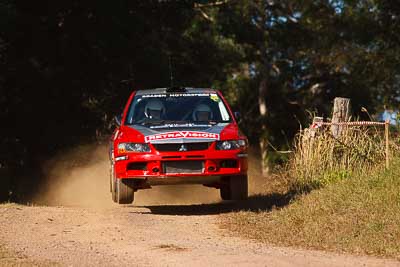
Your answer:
[134,190,303,216]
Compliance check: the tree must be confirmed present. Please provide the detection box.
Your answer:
[0,0,244,200]
[200,0,400,174]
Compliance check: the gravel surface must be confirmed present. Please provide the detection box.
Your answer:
[2,147,398,266]
[1,203,399,267]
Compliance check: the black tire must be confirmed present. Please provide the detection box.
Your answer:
[110,166,134,204]
[110,165,117,202]
[220,176,231,200]
[220,185,231,200]
[116,178,134,204]
[109,166,113,193]
[220,175,248,201]
[231,175,248,200]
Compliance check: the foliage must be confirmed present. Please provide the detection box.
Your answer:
[0,1,243,201]
[210,0,400,148]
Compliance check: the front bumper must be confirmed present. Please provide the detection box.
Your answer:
[113,149,248,184]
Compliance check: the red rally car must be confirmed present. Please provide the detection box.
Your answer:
[109,87,248,204]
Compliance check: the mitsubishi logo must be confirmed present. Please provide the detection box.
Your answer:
[178,144,188,152]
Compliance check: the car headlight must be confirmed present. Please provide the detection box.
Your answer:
[216,140,247,150]
[118,143,151,153]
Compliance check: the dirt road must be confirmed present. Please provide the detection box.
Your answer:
[1,146,399,266]
[1,201,399,267]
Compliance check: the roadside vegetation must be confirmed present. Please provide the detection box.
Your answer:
[291,126,388,190]
[220,127,400,259]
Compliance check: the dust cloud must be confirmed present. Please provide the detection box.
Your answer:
[246,148,271,195]
[34,144,220,208]
[33,144,267,208]
[34,144,114,208]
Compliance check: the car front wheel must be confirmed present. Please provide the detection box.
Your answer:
[116,178,134,204]
[220,175,248,201]
[110,166,134,204]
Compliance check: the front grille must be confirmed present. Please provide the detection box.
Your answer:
[163,161,204,174]
[154,142,210,152]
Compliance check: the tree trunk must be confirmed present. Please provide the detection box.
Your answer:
[258,78,269,176]
[331,97,351,138]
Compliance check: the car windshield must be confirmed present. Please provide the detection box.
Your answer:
[125,92,232,126]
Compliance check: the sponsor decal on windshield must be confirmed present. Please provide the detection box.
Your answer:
[149,123,212,129]
[145,131,220,142]
[142,93,213,98]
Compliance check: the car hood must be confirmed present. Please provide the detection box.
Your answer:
[124,123,239,144]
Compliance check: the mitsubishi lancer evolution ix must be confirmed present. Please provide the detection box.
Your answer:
[109,87,248,204]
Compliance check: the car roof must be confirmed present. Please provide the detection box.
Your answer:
[135,87,218,95]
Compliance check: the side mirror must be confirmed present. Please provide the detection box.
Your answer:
[234,111,241,121]
[115,114,122,126]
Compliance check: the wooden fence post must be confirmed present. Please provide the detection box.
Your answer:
[331,97,351,138]
[310,116,323,138]
[385,120,390,169]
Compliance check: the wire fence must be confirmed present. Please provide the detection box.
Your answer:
[311,121,386,127]
[309,119,391,168]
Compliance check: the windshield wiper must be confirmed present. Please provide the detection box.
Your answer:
[141,119,167,126]
[126,119,166,126]
[191,120,217,125]
[142,119,190,126]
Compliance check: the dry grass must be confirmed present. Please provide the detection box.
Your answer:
[220,125,400,259]
[291,126,387,190]
[220,157,400,258]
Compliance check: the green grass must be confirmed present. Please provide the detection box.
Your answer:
[220,157,400,259]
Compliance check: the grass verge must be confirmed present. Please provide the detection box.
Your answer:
[220,157,400,259]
